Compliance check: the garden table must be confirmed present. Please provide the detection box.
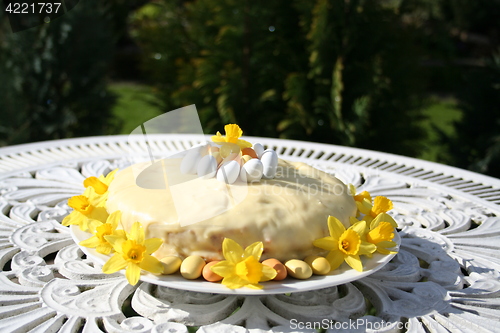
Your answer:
[1,135,500,333]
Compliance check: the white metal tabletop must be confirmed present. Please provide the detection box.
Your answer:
[1,135,499,333]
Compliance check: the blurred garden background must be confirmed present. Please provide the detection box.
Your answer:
[0,0,499,177]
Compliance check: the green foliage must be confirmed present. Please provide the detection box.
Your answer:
[130,0,430,156]
[0,1,125,146]
[109,82,163,134]
[447,52,500,178]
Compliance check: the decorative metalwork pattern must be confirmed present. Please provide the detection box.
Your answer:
[1,135,500,332]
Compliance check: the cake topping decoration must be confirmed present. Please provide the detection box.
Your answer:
[211,124,252,150]
[102,221,164,286]
[210,238,277,289]
[180,123,278,183]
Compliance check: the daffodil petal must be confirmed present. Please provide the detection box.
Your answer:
[345,255,363,272]
[107,210,122,229]
[326,251,345,271]
[327,216,345,240]
[222,238,244,263]
[103,169,118,184]
[89,207,109,223]
[102,253,127,274]
[236,139,252,149]
[243,242,263,260]
[139,255,164,274]
[373,196,393,215]
[211,132,224,143]
[358,242,377,255]
[79,236,100,248]
[261,265,277,281]
[144,238,163,254]
[62,211,81,227]
[96,243,113,255]
[105,235,126,253]
[221,275,248,289]
[372,213,398,228]
[377,241,397,248]
[126,263,141,285]
[129,222,144,244]
[351,221,368,236]
[210,261,235,277]
[313,236,337,251]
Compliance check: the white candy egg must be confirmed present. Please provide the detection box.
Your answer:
[180,146,201,174]
[241,158,263,182]
[253,143,265,158]
[197,154,218,179]
[216,160,241,184]
[261,149,278,179]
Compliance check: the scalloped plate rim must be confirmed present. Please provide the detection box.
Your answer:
[70,225,400,295]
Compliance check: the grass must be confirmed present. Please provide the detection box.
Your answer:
[417,96,463,163]
[109,82,163,135]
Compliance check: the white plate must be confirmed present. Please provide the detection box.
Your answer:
[71,225,400,295]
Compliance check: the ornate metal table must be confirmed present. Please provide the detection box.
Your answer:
[1,135,500,333]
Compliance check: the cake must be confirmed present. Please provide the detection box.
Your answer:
[106,158,357,262]
[65,123,398,288]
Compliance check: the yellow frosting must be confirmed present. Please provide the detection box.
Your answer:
[106,158,356,261]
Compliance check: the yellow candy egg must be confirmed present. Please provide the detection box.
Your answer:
[262,258,287,281]
[160,256,182,275]
[284,259,312,280]
[241,155,253,164]
[210,151,223,165]
[304,255,331,275]
[202,261,223,282]
[180,256,206,279]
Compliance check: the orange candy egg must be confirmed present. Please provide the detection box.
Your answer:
[202,261,223,282]
[262,258,287,281]
[242,147,258,159]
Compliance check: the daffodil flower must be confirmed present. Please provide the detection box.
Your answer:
[83,169,118,195]
[210,238,277,289]
[79,210,127,255]
[102,222,164,286]
[211,124,252,151]
[366,213,398,255]
[62,187,109,231]
[356,196,394,223]
[313,216,376,272]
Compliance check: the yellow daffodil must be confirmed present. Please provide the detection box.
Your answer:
[62,187,109,231]
[210,238,277,289]
[83,169,118,195]
[367,213,398,255]
[211,124,252,151]
[349,184,372,203]
[79,210,126,255]
[356,195,394,222]
[313,216,376,272]
[102,222,164,285]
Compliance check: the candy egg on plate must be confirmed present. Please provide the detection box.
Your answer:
[261,149,278,179]
[197,154,218,179]
[216,160,241,184]
[253,143,265,158]
[241,158,264,182]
